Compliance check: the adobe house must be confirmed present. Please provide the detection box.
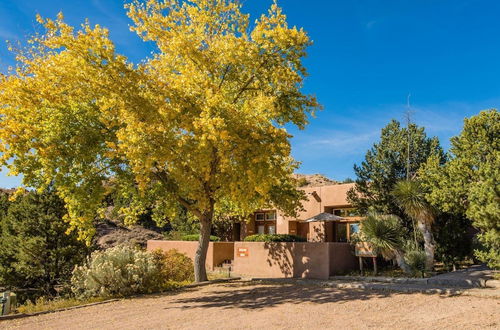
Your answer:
[148,182,363,279]
[239,183,363,242]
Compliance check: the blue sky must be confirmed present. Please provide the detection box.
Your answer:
[0,0,499,187]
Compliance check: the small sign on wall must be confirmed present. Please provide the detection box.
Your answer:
[237,247,249,257]
[355,242,377,258]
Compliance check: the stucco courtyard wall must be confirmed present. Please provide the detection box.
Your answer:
[232,242,357,279]
[328,242,358,275]
[147,240,234,271]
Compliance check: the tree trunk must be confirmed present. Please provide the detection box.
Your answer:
[194,215,211,282]
[394,250,412,274]
[417,221,435,270]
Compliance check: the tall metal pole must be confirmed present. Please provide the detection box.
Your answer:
[405,93,418,244]
[405,93,412,180]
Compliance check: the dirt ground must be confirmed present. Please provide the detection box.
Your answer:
[3,281,499,330]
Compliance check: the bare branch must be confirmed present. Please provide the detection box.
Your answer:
[218,64,231,90]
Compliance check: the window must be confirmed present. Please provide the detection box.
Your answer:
[335,223,348,242]
[346,209,359,217]
[255,211,276,221]
[254,211,276,234]
[330,208,359,217]
[257,225,265,234]
[349,223,360,239]
[265,212,276,220]
[268,225,276,234]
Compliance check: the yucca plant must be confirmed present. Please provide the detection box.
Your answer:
[359,214,411,274]
[392,180,436,270]
[404,249,427,277]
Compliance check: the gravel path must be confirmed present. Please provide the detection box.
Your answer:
[3,281,499,329]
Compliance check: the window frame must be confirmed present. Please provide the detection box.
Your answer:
[255,212,265,221]
[265,212,276,221]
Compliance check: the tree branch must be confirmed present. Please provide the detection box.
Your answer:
[152,168,203,218]
[232,75,255,103]
[218,64,231,90]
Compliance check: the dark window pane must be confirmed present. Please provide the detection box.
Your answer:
[335,223,347,242]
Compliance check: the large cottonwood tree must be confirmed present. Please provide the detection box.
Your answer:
[0,0,318,281]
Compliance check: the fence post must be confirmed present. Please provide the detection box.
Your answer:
[359,257,363,276]
[1,291,11,315]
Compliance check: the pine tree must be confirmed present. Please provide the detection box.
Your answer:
[421,109,499,268]
[0,190,90,295]
[347,120,445,235]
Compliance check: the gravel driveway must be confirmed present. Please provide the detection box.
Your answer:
[3,281,499,329]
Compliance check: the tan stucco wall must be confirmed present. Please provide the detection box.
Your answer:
[149,240,357,277]
[328,243,358,275]
[308,221,326,242]
[240,183,361,242]
[233,242,356,280]
[212,242,235,267]
[284,183,356,222]
[276,211,289,235]
[292,242,330,279]
[147,240,234,271]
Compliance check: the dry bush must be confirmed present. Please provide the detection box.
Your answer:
[151,249,194,283]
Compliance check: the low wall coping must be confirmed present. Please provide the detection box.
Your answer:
[148,240,234,244]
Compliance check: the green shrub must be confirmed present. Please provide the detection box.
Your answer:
[244,234,306,242]
[180,234,220,242]
[164,231,187,241]
[296,177,309,187]
[71,245,170,298]
[404,249,427,277]
[71,246,194,298]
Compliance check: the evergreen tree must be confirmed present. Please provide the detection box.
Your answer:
[433,212,473,270]
[0,191,9,216]
[347,120,445,234]
[421,109,499,268]
[0,190,90,295]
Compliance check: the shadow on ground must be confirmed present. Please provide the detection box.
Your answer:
[167,281,409,310]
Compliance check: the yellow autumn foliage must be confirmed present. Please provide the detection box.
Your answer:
[0,1,319,264]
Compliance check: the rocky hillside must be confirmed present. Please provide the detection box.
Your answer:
[94,220,164,249]
[293,173,338,187]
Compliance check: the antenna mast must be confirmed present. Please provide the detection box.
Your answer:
[405,94,419,245]
[404,93,414,180]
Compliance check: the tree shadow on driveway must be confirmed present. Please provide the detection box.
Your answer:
[167,281,407,310]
